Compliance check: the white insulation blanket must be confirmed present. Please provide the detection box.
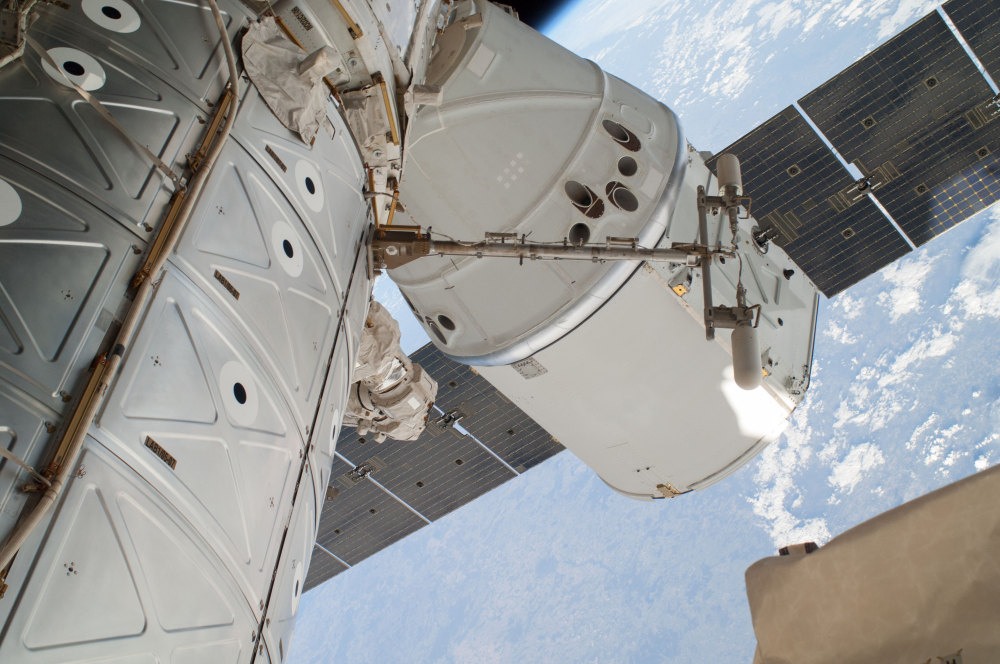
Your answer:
[242,17,334,145]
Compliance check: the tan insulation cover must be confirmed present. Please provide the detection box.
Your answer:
[353,301,402,386]
[242,17,332,145]
[746,463,1000,664]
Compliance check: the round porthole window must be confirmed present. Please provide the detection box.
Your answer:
[82,0,141,33]
[0,179,22,227]
[220,361,259,427]
[294,160,324,212]
[271,221,304,277]
[41,47,107,91]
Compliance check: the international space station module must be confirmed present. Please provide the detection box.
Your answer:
[0,0,999,660]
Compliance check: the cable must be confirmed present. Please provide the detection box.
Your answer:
[0,0,240,573]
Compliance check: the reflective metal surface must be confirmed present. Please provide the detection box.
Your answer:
[231,85,368,292]
[0,20,206,231]
[37,0,251,109]
[94,267,306,620]
[0,154,142,410]
[172,139,338,437]
[0,438,259,663]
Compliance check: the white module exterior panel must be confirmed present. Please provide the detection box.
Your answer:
[0,379,60,551]
[233,86,369,293]
[0,152,144,550]
[393,0,686,364]
[341,248,374,377]
[0,439,257,664]
[173,139,336,439]
[368,0,418,57]
[0,155,142,409]
[476,148,819,500]
[0,19,206,230]
[94,267,305,621]
[262,476,316,663]
[36,0,251,110]
[0,0,376,654]
[310,326,352,513]
[659,149,819,407]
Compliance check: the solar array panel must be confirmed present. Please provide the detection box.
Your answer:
[415,348,566,472]
[315,456,429,568]
[334,417,517,522]
[944,0,1000,84]
[304,344,564,592]
[799,11,1000,247]
[707,108,912,297]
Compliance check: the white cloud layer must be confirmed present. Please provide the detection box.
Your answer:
[878,254,936,322]
[828,443,885,492]
[946,209,1000,320]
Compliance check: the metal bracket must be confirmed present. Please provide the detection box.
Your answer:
[0,440,51,489]
[343,455,387,485]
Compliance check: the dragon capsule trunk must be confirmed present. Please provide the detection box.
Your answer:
[390,0,819,500]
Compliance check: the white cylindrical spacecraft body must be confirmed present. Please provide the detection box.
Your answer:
[391,0,820,501]
[392,0,686,364]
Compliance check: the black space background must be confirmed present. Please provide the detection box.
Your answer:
[500,0,573,30]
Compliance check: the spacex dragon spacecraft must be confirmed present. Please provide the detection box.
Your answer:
[0,0,996,660]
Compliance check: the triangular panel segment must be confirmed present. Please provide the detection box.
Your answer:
[122,303,217,423]
[246,171,327,294]
[0,241,106,361]
[195,164,270,268]
[23,488,145,648]
[225,271,297,386]
[0,310,21,355]
[118,494,235,632]
[284,289,332,403]
[144,0,233,81]
[190,309,286,436]
[0,99,109,191]
[157,434,250,562]
[237,440,291,571]
[79,103,180,199]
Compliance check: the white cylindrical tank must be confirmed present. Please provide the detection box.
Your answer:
[715,153,743,195]
[731,321,763,390]
[391,0,686,365]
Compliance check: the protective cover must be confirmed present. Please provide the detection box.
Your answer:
[353,301,402,387]
[746,464,1000,664]
[340,87,391,161]
[344,301,438,441]
[242,17,333,145]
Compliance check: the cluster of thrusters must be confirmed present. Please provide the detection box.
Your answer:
[563,120,644,244]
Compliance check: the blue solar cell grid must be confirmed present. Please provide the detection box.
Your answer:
[707,107,911,297]
[303,344,564,591]
[799,11,1000,246]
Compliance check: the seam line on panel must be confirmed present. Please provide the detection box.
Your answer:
[335,450,432,524]
[433,404,520,475]
[315,542,352,567]
[792,102,918,250]
[938,5,1000,93]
